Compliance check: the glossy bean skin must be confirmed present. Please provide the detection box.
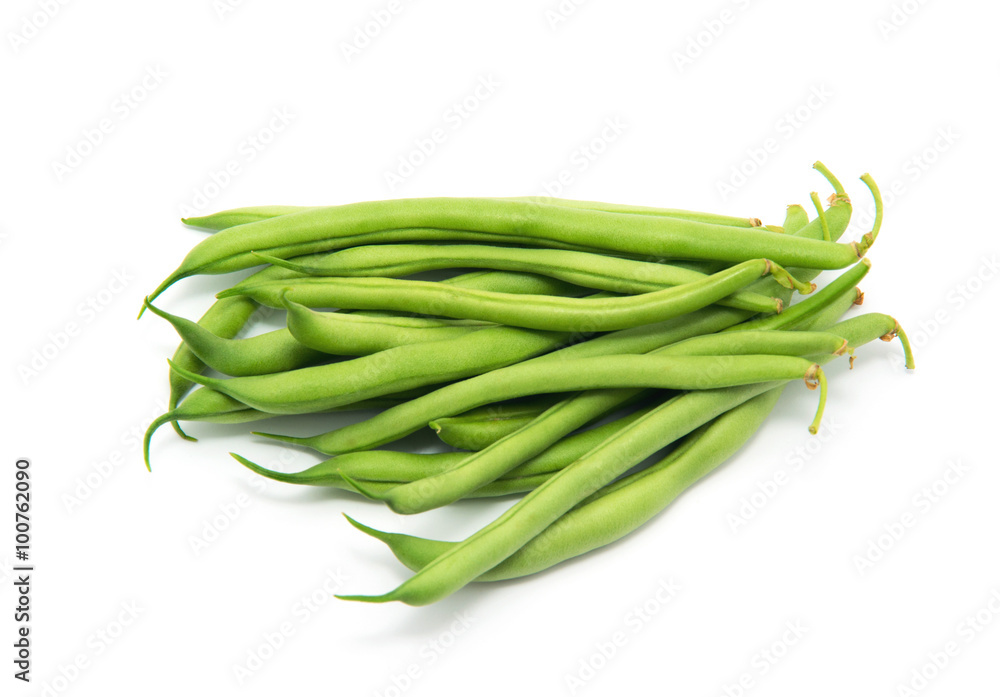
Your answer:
[218,259,797,331]
[150,196,863,301]
[261,355,823,454]
[352,331,846,514]
[283,299,491,356]
[258,244,780,314]
[345,312,911,588]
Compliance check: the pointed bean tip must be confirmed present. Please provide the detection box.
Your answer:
[343,514,385,539]
[335,593,394,604]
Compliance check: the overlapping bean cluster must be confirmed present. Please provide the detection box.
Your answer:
[141,162,913,605]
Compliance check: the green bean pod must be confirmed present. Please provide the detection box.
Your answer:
[218,259,802,331]
[147,299,327,376]
[256,244,780,314]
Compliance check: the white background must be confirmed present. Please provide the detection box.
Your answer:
[2,1,999,695]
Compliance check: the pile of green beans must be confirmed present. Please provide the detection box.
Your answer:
[141,162,913,606]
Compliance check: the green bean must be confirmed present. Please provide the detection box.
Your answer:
[260,355,826,456]
[146,299,328,376]
[284,299,491,356]
[217,259,804,331]
[254,245,781,314]
[147,196,867,303]
[349,331,846,514]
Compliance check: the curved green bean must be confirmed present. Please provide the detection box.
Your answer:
[255,245,781,314]
[218,259,803,331]
[147,299,327,376]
